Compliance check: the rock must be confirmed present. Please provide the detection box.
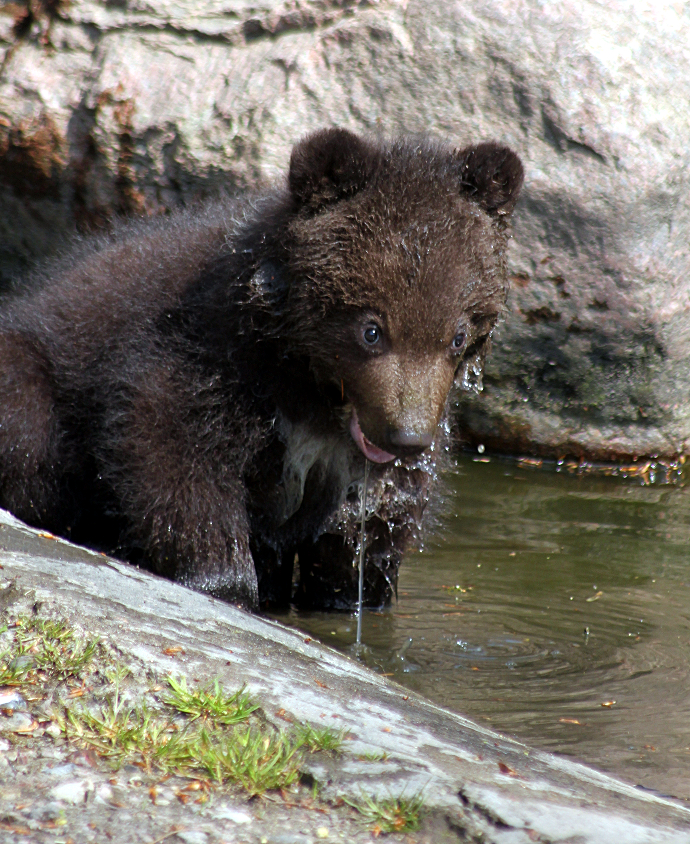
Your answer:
[0,1,687,459]
[3,509,690,844]
[50,779,90,804]
[43,722,62,739]
[151,787,174,807]
[43,762,77,778]
[210,806,252,824]
[266,836,310,844]
[0,689,26,710]
[28,802,64,821]
[7,655,33,673]
[449,3,690,461]
[175,832,208,844]
[94,784,114,806]
[0,710,35,733]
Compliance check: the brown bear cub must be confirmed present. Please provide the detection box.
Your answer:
[0,128,523,611]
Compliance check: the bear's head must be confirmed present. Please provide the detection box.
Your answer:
[281,128,523,463]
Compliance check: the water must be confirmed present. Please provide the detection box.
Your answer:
[272,453,690,800]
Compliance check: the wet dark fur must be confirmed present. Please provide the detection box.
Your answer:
[0,129,523,610]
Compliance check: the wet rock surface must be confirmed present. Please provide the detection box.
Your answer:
[1,508,690,844]
[0,0,688,460]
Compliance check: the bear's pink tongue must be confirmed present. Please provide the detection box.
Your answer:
[349,409,396,464]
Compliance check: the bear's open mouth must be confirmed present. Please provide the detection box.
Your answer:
[349,408,396,464]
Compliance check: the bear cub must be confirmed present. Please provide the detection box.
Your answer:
[0,128,523,611]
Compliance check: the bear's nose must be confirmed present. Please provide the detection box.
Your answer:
[387,427,434,455]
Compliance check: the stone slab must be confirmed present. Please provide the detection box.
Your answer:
[1,508,689,842]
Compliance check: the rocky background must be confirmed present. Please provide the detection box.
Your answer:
[1,0,688,460]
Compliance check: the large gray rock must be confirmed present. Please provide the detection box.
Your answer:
[3,506,690,843]
[0,0,688,459]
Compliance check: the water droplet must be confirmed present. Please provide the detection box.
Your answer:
[460,353,484,393]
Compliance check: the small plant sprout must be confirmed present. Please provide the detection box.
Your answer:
[163,676,258,724]
[294,722,346,753]
[59,670,312,793]
[22,617,100,677]
[357,750,389,763]
[104,663,132,685]
[61,681,305,793]
[0,622,34,686]
[0,615,100,684]
[0,650,33,686]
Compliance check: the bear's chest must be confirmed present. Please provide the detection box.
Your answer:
[272,413,365,529]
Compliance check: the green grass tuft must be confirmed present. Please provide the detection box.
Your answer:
[163,676,258,724]
[345,791,426,834]
[60,673,304,794]
[61,689,193,774]
[194,725,303,795]
[357,750,389,762]
[0,616,99,684]
[294,722,346,754]
[1,613,341,799]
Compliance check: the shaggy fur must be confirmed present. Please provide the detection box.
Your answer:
[0,128,523,610]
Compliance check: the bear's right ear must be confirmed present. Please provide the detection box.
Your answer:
[456,142,524,216]
[289,128,377,209]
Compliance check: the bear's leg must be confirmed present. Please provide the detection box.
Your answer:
[104,359,261,609]
[294,518,403,611]
[294,534,360,611]
[252,542,295,609]
[0,330,71,530]
[295,463,432,611]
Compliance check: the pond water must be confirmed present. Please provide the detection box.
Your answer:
[272,453,690,800]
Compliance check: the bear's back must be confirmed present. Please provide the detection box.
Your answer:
[0,199,247,381]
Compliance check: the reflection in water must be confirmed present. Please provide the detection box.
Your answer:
[271,454,690,800]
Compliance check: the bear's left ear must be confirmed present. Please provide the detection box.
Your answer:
[289,127,377,209]
[456,142,524,216]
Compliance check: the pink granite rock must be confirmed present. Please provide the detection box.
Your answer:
[0,0,687,458]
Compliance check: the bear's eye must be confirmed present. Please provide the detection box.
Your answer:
[363,324,381,345]
[452,330,467,351]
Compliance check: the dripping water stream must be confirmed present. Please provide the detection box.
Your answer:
[356,458,370,648]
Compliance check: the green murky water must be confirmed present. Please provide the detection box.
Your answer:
[273,454,690,800]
